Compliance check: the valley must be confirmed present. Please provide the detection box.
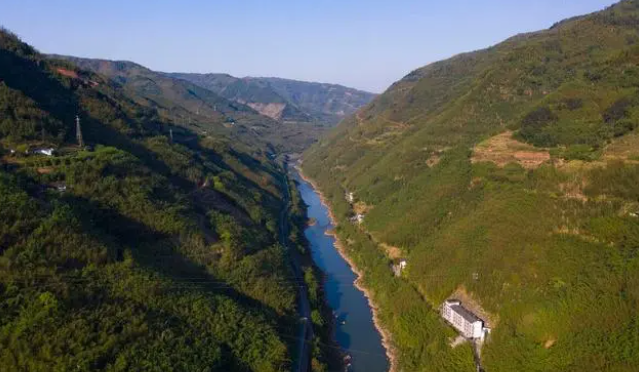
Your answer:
[303,1,639,371]
[0,28,367,372]
[3,1,639,371]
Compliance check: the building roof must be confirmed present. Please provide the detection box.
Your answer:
[450,304,482,323]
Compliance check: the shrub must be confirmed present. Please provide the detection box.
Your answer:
[603,97,633,124]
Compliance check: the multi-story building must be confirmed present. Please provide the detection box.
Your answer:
[441,300,488,340]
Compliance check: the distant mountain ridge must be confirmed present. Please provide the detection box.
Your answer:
[49,55,259,120]
[50,55,375,151]
[168,72,376,124]
[48,56,321,151]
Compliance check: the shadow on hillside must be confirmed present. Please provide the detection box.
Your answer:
[64,193,284,322]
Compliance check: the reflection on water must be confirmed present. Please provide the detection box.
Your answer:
[295,171,389,372]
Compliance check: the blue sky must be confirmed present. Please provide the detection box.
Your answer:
[1,0,619,92]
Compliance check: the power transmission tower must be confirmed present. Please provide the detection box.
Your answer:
[76,115,84,148]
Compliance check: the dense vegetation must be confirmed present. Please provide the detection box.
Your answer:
[0,28,313,371]
[284,169,344,372]
[303,1,639,371]
[52,57,374,153]
[54,56,328,153]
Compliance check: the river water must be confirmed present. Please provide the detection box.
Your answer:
[294,171,389,372]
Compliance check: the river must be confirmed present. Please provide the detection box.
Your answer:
[294,171,389,372]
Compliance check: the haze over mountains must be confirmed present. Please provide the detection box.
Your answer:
[52,55,375,152]
[168,72,376,124]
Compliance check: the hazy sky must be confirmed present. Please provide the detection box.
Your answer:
[1,0,619,92]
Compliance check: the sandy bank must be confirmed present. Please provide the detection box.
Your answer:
[296,165,399,372]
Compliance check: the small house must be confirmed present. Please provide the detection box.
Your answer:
[345,192,355,203]
[50,182,67,193]
[35,148,55,156]
[441,300,489,340]
[399,260,407,270]
[392,259,408,277]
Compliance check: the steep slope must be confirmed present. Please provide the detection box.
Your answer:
[168,72,376,125]
[168,73,310,121]
[260,77,377,124]
[51,56,317,152]
[303,1,639,371]
[0,28,316,371]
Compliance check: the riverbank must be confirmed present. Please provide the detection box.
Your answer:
[296,165,398,372]
[283,164,344,372]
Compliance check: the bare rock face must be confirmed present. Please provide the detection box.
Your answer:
[246,102,287,121]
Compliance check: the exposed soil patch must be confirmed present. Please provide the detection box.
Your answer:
[426,154,441,167]
[36,167,54,174]
[56,68,79,79]
[353,201,372,215]
[246,102,287,120]
[450,285,498,328]
[544,338,556,349]
[379,242,402,260]
[55,68,99,87]
[472,131,550,169]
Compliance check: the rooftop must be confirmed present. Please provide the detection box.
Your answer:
[450,304,482,323]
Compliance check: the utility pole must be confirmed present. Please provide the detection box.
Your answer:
[75,115,84,148]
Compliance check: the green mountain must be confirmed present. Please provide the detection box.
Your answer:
[168,73,376,125]
[0,28,338,371]
[51,56,321,152]
[303,1,639,371]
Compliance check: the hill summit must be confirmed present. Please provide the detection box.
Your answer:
[168,72,376,124]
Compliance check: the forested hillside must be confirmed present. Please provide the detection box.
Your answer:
[303,1,639,371]
[52,56,320,152]
[0,28,326,371]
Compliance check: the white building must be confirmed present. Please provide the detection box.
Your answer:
[35,148,55,156]
[354,213,364,224]
[441,300,488,340]
[399,260,407,270]
[345,192,355,203]
[392,259,408,277]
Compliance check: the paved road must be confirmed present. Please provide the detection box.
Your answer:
[278,161,313,372]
